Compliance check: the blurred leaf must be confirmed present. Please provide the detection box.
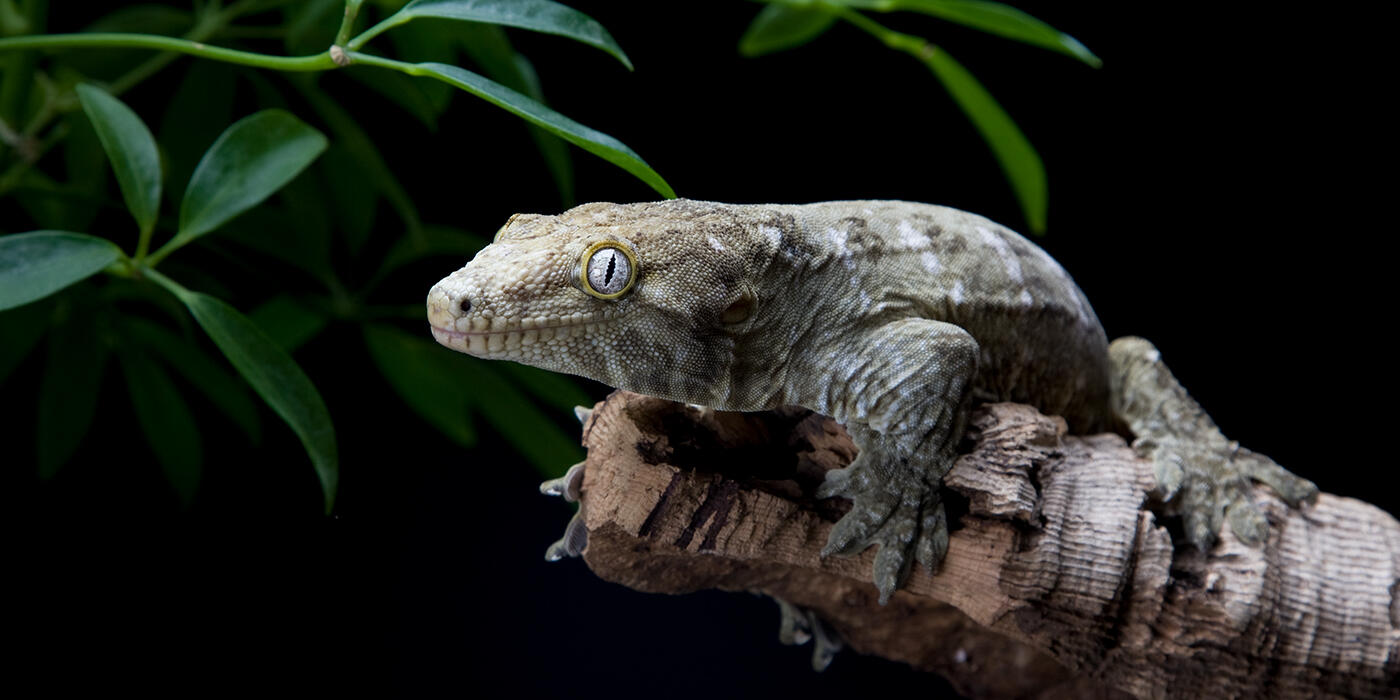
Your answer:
[284,0,341,55]
[84,3,192,34]
[466,360,583,476]
[0,231,124,311]
[370,0,632,70]
[0,298,51,383]
[37,305,109,478]
[320,145,378,251]
[739,4,836,57]
[373,223,486,288]
[363,323,476,447]
[297,78,420,247]
[270,164,333,272]
[247,295,328,353]
[217,205,333,282]
[158,61,235,206]
[120,347,202,505]
[842,0,1100,67]
[387,18,460,114]
[920,46,1045,232]
[76,84,162,235]
[410,62,673,198]
[60,111,105,232]
[150,272,338,513]
[344,67,442,129]
[458,23,573,204]
[0,0,40,127]
[123,316,262,444]
[62,4,194,81]
[163,110,328,258]
[499,362,591,413]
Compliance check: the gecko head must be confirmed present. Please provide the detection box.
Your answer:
[427,200,763,404]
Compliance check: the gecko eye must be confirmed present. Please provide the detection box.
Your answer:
[579,240,637,300]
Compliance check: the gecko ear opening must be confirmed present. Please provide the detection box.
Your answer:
[721,289,755,324]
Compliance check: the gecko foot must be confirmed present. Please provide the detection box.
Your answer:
[817,446,948,604]
[1138,437,1317,548]
[773,597,844,671]
[1110,336,1319,550]
[541,461,588,560]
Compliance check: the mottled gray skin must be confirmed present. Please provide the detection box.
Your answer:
[428,200,1317,603]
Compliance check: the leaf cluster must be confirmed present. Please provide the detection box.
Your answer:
[0,0,652,510]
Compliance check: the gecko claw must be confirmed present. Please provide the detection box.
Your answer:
[773,597,843,671]
[573,405,593,425]
[540,461,586,502]
[544,508,588,561]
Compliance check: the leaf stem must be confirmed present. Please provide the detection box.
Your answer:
[345,9,402,51]
[0,33,337,72]
[334,0,365,47]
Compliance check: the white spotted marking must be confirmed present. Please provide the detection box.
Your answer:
[758,224,783,250]
[707,235,726,252]
[896,220,927,249]
[1019,289,1034,307]
[825,226,849,253]
[920,251,941,275]
[951,280,965,305]
[977,226,1022,284]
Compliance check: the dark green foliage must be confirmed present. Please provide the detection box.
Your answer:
[741,0,1100,233]
[0,0,654,509]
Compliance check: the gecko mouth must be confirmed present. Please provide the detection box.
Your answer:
[430,316,612,357]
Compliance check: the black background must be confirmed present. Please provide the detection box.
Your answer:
[7,2,1393,697]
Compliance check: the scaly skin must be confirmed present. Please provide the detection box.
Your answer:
[427,200,1317,603]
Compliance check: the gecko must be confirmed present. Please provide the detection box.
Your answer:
[425,199,1318,604]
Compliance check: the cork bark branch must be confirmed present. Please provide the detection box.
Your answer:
[570,391,1400,699]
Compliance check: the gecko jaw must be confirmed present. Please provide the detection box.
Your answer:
[429,314,615,359]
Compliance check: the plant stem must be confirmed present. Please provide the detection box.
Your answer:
[345,8,402,51]
[335,0,364,47]
[0,33,337,71]
[835,7,931,56]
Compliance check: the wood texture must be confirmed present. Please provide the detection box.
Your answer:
[572,391,1400,699]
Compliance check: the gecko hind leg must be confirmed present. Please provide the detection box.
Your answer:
[1108,337,1318,549]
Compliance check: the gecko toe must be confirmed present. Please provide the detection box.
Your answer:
[544,508,588,561]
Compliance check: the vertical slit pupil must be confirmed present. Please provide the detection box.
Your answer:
[604,253,616,285]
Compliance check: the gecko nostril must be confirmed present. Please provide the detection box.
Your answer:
[459,297,472,314]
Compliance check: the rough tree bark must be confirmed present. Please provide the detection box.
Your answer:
[567,391,1400,699]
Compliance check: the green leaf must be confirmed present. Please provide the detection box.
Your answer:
[149,271,338,513]
[247,295,329,353]
[409,61,673,198]
[853,0,1100,67]
[75,84,163,235]
[161,110,328,260]
[122,317,262,444]
[739,4,837,57]
[920,46,1046,233]
[466,360,583,476]
[362,0,632,70]
[363,324,477,447]
[0,231,124,311]
[37,308,109,478]
[120,348,202,506]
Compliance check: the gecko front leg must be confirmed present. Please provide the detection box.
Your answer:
[813,319,978,604]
